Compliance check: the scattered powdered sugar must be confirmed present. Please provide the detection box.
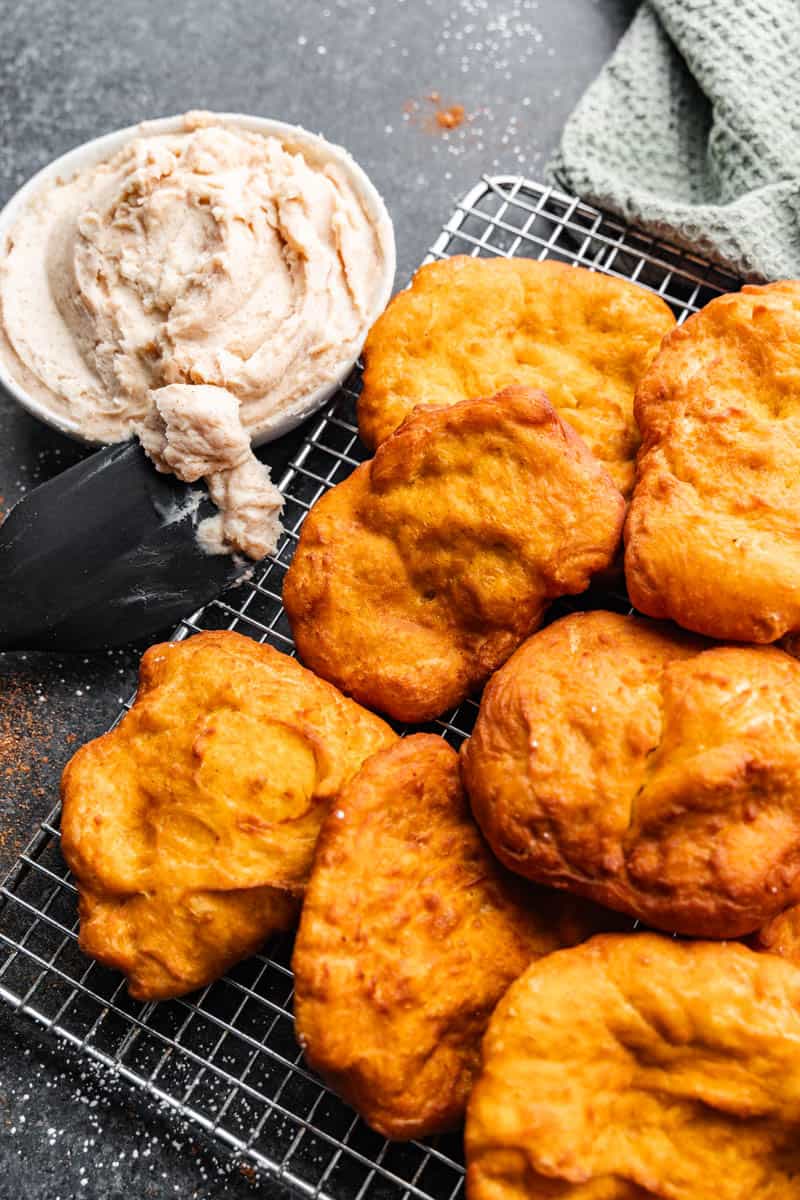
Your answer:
[1,1025,269,1197]
[155,487,205,530]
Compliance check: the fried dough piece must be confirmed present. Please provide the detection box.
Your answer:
[61,631,395,999]
[283,388,625,723]
[462,610,800,938]
[359,256,675,496]
[293,735,619,1140]
[626,281,800,642]
[466,934,800,1200]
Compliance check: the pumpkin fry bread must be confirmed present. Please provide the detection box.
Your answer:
[358,255,675,496]
[462,610,800,938]
[61,631,396,1000]
[283,387,624,723]
[466,935,800,1200]
[293,734,620,1140]
[626,281,800,642]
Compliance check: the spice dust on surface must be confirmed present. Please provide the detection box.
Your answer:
[0,670,58,857]
[0,646,143,869]
[436,103,466,129]
[404,91,471,133]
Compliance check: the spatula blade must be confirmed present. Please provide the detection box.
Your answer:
[0,441,252,651]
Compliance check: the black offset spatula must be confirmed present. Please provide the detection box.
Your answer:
[0,441,253,651]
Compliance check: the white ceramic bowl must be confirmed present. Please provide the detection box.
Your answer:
[0,112,396,446]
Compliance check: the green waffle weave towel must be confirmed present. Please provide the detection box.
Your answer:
[549,0,800,281]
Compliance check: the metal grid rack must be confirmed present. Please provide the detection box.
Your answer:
[0,177,739,1199]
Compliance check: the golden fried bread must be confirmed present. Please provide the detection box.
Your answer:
[283,388,625,723]
[466,934,800,1200]
[61,631,395,999]
[293,735,619,1140]
[462,610,800,937]
[359,256,675,495]
[626,281,800,642]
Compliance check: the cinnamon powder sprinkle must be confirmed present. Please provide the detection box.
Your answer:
[0,673,58,855]
[435,104,465,130]
[404,92,470,134]
[0,676,50,780]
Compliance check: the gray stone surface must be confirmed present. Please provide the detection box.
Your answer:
[0,1,633,1196]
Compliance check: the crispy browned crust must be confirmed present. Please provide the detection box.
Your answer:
[283,387,625,723]
[625,280,800,642]
[292,735,620,1140]
[60,631,395,1000]
[465,934,800,1200]
[359,256,675,496]
[461,610,800,938]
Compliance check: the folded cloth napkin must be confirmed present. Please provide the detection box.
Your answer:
[549,0,800,281]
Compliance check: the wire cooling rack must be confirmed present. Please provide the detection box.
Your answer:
[0,177,739,1199]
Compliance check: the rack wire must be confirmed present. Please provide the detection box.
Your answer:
[0,177,739,1199]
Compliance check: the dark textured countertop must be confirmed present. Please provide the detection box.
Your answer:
[0,2,633,1195]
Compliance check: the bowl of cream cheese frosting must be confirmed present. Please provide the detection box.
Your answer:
[0,110,396,447]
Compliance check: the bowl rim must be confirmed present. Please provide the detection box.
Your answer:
[0,111,396,446]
